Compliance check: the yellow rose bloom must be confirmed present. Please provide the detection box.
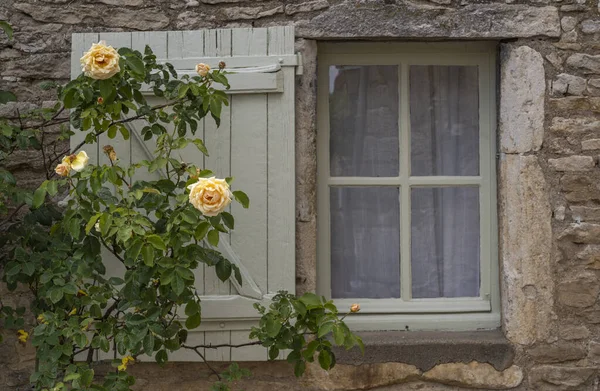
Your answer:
[70,151,89,172]
[17,329,29,343]
[54,163,71,177]
[80,40,120,80]
[350,303,360,313]
[37,314,48,324]
[118,355,135,371]
[195,63,211,77]
[187,177,232,217]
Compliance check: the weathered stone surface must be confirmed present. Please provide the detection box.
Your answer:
[549,156,595,171]
[295,39,318,296]
[546,52,564,69]
[570,205,600,221]
[175,11,216,29]
[499,155,554,345]
[12,3,169,29]
[575,245,600,269]
[554,205,566,221]
[551,73,586,96]
[550,117,600,134]
[561,16,578,31]
[527,343,586,363]
[559,223,600,244]
[422,362,523,389]
[202,0,267,3]
[560,30,578,43]
[550,97,600,114]
[588,341,600,363]
[500,45,545,153]
[557,273,600,307]
[304,362,420,390]
[589,78,600,96]
[559,324,590,340]
[296,2,560,39]
[582,19,600,34]
[286,0,329,15]
[98,0,143,5]
[581,138,600,150]
[566,53,600,74]
[529,365,596,390]
[223,5,284,20]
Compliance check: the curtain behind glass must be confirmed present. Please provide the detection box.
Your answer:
[410,66,481,298]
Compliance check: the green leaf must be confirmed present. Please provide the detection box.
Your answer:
[63,282,78,295]
[0,90,17,104]
[318,349,332,370]
[185,301,200,316]
[80,369,94,387]
[265,316,282,338]
[85,213,101,234]
[98,79,113,99]
[107,125,117,139]
[143,333,155,355]
[126,56,146,76]
[333,325,345,345]
[232,191,249,208]
[49,287,64,303]
[294,360,306,377]
[146,234,166,250]
[156,349,168,364]
[194,221,211,241]
[171,274,185,295]
[207,229,219,247]
[185,312,201,330]
[32,187,46,209]
[231,264,242,286]
[221,212,234,230]
[268,346,280,361]
[141,244,155,267]
[0,21,13,40]
[317,322,334,338]
[99,336,110,352]
[299,293,322,309]
[215,259,231,282]
[192,139,209,156]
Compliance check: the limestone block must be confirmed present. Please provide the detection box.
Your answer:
[557,273,600,308]
[559,324,590,340]
[561,16,578,31]
[285,0,330,15]
[422,362,523,389]
[581,19,600,34]
[500,46,545,152]
[527,343,587,363]
[548,156,595,171]
[296,2,560,39]
[566,53,600,74]
[581,139,600,150]
[304,362,421,390]
[223,6,284,20]
[575,245,600,269]
[529,365,596,390]
[570,205,600,221]
[499,155,554,345]
[551,117,600,134]
[551,73,587,96]
[558,222,600,244]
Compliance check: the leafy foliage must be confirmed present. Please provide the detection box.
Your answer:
[0,23,362,391]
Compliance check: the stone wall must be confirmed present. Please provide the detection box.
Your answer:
[1,0,600,390]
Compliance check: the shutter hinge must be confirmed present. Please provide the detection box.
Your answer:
[295,52,303,76]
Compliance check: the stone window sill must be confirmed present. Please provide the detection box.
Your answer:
[333,329,514,371]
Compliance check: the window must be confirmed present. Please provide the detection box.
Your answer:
[316,43,499,331]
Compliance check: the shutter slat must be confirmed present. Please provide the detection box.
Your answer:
[204,330,231,361]
[266,26,296,295]
[230,28,269,296]
[204,28,233,297]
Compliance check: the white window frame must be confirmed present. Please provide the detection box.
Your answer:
[316,42,500,331]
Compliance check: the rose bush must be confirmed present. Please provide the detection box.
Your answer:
[0,25,363,391]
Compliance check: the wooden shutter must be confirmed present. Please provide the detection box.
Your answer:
[70,27,296,361]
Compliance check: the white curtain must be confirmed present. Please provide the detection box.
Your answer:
[328,65,480,299]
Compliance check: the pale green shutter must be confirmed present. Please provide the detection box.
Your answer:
[70,27,296,361]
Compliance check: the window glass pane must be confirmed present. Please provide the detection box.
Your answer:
[329,65,399,177]
[411,187,480,298]
[410,66,479,176]
[331,187,400,298]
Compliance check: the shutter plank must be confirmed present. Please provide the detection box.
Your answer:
[266,26,295,294]
[204,330,231,361]
[167,31,185,59]
[204,29,233,297]
[230,28,269,295]
[230,331,265,361]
